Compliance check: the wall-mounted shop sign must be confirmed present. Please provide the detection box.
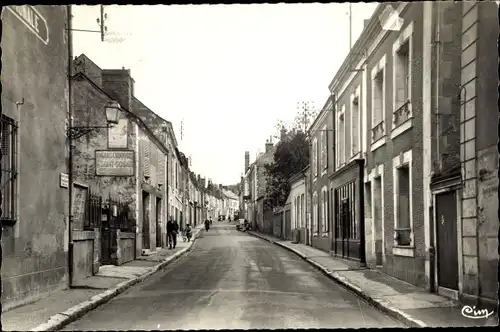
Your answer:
[95,150,134,176]
[60,173,69,188]
[6,6,49,45]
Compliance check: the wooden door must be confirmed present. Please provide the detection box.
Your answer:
[436,191,459,290]
[142,192,150,249]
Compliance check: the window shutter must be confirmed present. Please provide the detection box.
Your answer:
[142,140,150,177]
[352,104,359,154]
[158,153,165,185]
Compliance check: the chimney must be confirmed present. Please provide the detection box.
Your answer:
[265,137,273,153]
[202,177,206,188]
[244,151,250,171]
[101,68,135,110]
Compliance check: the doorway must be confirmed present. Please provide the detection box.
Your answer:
[142,191,150,250]
[436,191,459,292]
[373,176,383,266]
[156,197,162,248]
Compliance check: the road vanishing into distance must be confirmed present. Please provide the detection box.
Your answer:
[63,222,403,330]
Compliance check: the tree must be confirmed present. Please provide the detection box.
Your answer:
[264,129,310,209]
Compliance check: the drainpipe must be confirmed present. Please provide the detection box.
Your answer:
[67,4,75,288]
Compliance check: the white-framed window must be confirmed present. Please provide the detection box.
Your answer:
[312,138,318,178]
[336,105,346,168]
[312,192,318,234]
[321,125,328,172]
[371,55,387,145]
[350,86,361,157]
[1,115,18,224]
[392,150,414,256]
[392,21,413,132]
[321,187,329,233]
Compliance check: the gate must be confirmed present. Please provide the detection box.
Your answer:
[333,181,360,260]
[101,197,132,264]
[436,191,459,290]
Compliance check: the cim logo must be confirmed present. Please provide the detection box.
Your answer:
[461,305,495,320]
[7,5,49,45]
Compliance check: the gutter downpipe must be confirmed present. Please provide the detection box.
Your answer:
[67,4,74,288]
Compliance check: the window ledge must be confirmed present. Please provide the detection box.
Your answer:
[321,169,328,176]
[349,152,361,163]
[371,136,387,152]
[391,118,413,139]
[321,232,329,238]
[312,233,319,238]
[392,245,415,257]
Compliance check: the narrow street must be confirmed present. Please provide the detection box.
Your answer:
[62,222,403,330]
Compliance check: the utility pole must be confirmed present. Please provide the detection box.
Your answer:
[297,101,314,133]
[349,3,352,51]
[96,5,108,42]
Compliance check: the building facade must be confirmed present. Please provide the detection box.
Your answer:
[320,2,498,308]
[1,5,69,310]
[71,55,170,269]
[308,97,334,253]
[289,173,306,243]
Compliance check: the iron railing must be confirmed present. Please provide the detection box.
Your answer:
[84,189,102,230]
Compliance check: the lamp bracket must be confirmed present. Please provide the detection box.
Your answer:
[67,126,109,139]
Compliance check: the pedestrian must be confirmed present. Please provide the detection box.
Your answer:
[166,217,175,249]
[172,219,179,249]
[205,218,210,231]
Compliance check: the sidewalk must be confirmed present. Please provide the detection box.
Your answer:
[3,225,204,332]
[248,231,499,328]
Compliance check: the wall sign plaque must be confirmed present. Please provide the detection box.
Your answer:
[95,150,134,176]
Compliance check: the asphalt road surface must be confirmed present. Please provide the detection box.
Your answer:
[63,222,403,330]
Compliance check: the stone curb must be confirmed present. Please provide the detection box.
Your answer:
[247,231,427,328]
[30,228,203,332]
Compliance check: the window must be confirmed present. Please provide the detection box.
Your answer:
[321,126,328,171]
[300,194,305,228]
[392,22,413,130]
[322,188,329,233]
[312,138,318,178]
[336,105,346,168]
[312,193,318,234]
[393,150,414,253]
[1,115,18,223]
[350,86,361,157]
[371,55,386,145]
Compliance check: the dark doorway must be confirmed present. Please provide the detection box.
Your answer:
[156,197,162,248]
[142,191,150,250]
[373,176,383,266]
[333,181,360,260]
[436,191,459,290]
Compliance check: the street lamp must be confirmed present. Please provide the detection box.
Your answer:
[67,100,121,139]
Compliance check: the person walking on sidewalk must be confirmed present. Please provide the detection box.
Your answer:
[166,217,174,249]
[172,219,179,249]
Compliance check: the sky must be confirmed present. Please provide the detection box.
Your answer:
[72,3,378,185]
